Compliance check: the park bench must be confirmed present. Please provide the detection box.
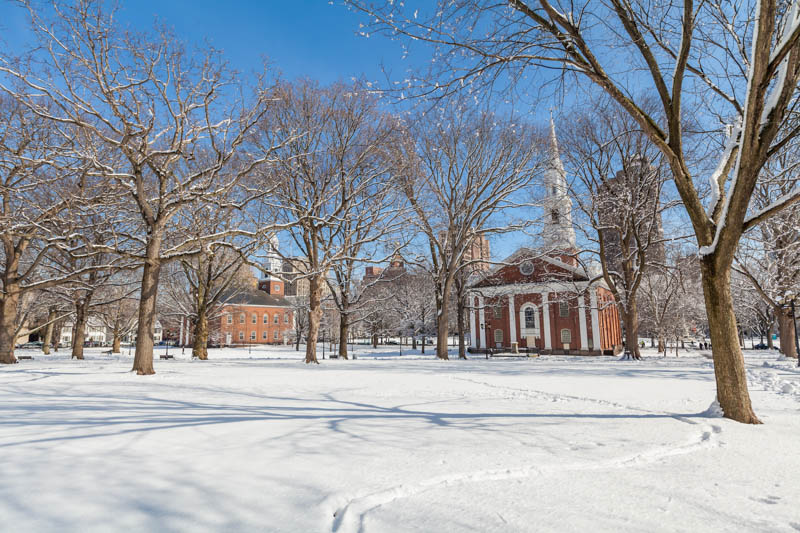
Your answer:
[159,354,174,360]
[17,355,33,360]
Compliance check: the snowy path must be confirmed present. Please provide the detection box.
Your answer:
[1,347,798,532]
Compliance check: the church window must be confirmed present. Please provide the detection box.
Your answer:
[519,260,534,275]
[561,329,572,344]
[559,301,569,317]
[494,329,503,344]
[524,307,537,329]
[493,306,503,318]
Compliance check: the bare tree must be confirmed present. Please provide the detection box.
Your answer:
[394,107,542,359]
[561,100,673,359]
[254,81,399,364]
[348,0,800,422]
[1,1,277,373]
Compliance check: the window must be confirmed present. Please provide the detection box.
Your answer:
[252,313,257,324]
[239,313,245,324]
[551,209,560,224]
[494,329,503,344]
[519,260,534,275]
[524,307,537,329]
[263,313,268,324]
[284,312,289,324]
[559,301,569,317]
[250,331,256,341]
[274,313,279,324]
[561,329,571,344]
[238,331,244,341]
[226,313,232,325]
[274,284,280,293]
[263,331,267,340]
[493,306,503,319]
[273,331,279,340]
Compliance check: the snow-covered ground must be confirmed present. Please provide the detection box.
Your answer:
[2,345,799,532]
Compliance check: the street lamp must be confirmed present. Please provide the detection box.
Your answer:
[485,323,492,359]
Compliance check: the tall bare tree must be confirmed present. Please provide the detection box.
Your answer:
[394,108,542,360]
[254,81,399,364]
[561,100,673,359]
[1,1,277,373]
[349,0,800,422]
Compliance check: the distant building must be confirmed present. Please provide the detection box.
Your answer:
[467,117,622,355]
[598,156,665,270]
[220,276,294,346]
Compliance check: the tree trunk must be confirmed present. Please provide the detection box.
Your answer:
[412,336,417,350]
[767,319,775,349]
[305,276,323,364]
[700,258,761,424]
[192,311,209,360]
[52,320,63,352]
[435,278,452,360]
[338,314,348,359]
[623,298,640,360]
[457,292,467,359]
[778,310,798,359]
[72,297,91,360]
[372,333,378,348]
[132,238,162,375]
[112,333,121,354]
[0,287,20,364]
[42,308,57,355]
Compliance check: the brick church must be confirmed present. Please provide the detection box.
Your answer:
[468,120,622,355]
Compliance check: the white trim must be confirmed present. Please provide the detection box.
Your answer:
[541,292,552,349]
[478,295,486,349]
[508,295,517,344]
[578,293,589,350]
[469,303,477,347]
[590,290,601,351]
[469,280,599,298]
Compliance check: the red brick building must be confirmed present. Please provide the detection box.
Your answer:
[219,277,294,346]
[469,250,622,355]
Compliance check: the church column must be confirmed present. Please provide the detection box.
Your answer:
[578,293,589,350]
[540,291,551,350]
[469,294,478,347]
[508,294,517,344]
[590,290,601,352]
[478,295,486,349]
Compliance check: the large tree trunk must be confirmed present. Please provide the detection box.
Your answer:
[42,308,57,355]
[72,296,91,360]
[338,313,349,359]
[112,333,121,354]
[778,310,798,359]
[767,318,775,350]
[623,297,641,360]
[305,276,323,364]
[132,237,163,375]
[435,278,452,360]
[192,311,209,360]
[700,258,760,424]
[0,287,20,364]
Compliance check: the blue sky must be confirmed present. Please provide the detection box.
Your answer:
[1,1,402,84]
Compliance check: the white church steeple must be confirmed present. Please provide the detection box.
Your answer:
[541,116,576,251]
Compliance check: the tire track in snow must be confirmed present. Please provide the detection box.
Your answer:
[327,376,723,533]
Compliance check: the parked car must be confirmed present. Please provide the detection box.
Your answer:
[386,340,399,345]
[16,341,43,349]
[753,343,769,350]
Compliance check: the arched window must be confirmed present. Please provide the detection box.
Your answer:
[239,313,245,324]
[252,313,257,324]
[524,307,536,329]
[238,331,244,341]
[274,313,279,324]
[561,329,572,344]
[263,313,268,324]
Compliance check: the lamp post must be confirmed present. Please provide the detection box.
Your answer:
[322,329,326,360]
[485,323,492,359]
